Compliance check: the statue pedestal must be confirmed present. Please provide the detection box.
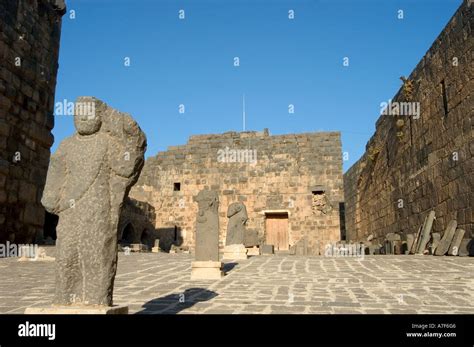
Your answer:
[222,244,248,260]
[190,261,224,280]
[25,305,128,314]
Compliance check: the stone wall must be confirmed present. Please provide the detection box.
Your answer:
[344,1,473,243]
[0,0,65,243]
[130,129,344,255]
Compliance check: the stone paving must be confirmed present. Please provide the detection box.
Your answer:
[0,248,473,314]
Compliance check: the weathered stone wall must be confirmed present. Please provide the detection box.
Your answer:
[0,0,65,243]
[344,1,473,243]
[130,130,344,255]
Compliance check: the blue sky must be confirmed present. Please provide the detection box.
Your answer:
[53,0,462,172]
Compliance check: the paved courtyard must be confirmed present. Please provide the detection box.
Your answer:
[0,248,473,314]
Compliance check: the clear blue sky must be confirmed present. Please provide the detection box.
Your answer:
[53,0,462,172]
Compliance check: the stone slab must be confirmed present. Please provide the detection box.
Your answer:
[458,238,473,257]
[448,229,465,256]
[435,220,457,256]
[405,234,414,254]
[416,211,436,254]
[25,305,129,314]
[430,233,441,254]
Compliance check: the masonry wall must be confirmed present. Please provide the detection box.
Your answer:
[0,0,65,243]
[344,1,473,243]
[130,130,344,255]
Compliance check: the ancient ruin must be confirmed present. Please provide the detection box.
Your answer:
[36,97,146,311]
[130,130,344,255]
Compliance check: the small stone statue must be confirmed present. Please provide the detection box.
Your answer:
[225,202,248,245]
[41,97,146,307]
[223,202,249,260]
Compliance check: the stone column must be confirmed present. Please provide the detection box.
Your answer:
[191,190,223,280]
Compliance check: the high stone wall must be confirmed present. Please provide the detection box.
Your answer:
[0,0,65,243]
[344,1,473,243]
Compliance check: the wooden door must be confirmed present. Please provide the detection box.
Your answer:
[265,214,289,251]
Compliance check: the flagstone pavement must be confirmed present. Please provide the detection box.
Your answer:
[0,248,473,314]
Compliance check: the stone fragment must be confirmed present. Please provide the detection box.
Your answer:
[458,239,473,257]
[404,234,414,254]
[411,219,425,254]
[260,244,274,255]
[130,243,148,252]
[244,229,259,247]
[152,239,161,253]
[434,220,457,256]
[448,229,465,256]
[222,244,248,260]
[40,97,146,307]
[430,233,441,254]
[416,211,436,254]
[247,246,260,256]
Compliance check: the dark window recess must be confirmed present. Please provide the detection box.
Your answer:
[312,190,324,195]
[173,182,181,191]
[441,80,448,116]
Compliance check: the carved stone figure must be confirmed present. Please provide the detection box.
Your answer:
[193,190,219,261]
[225,202,248,246]
[191,190,223,279]
[41,96,146,307]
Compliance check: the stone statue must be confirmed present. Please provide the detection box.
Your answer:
[223,202,249,260]
[193,190,219,261]
[41,96,146,307]
[191,190,223,279]
[225,202,248,245]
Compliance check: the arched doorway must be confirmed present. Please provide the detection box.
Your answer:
[119,223,135,245]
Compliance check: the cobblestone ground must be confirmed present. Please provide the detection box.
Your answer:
[0,248,473,314]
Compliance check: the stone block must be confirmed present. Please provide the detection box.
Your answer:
[247,246,259,256]
[222,244,248,260]
[244,229,259,247]
[190,261,224,280]
[130,243,148,252]
[260,244,274,255]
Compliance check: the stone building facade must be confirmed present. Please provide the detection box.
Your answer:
[130,129,344,255]
[344,1,473,243]
[0,0,65,244]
